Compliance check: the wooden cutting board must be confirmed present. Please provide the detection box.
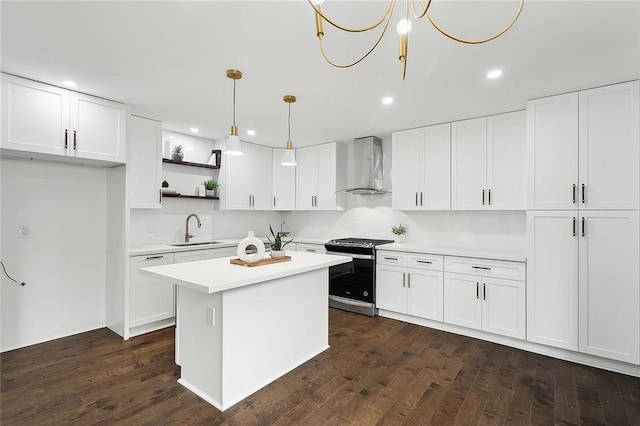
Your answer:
[230,256,292,267]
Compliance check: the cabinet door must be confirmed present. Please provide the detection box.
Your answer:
[376,265,406,313]
[272,148,296,210]
[526,211,578,350]
[421,124,451,210]
[451,117,487,210]
[174,249,213,263]
[70,92,126,163]
[315,143,337,210]
[579,81,639,210]
[481,277,525,339]
[527,93,579,210]
[296,146,318,210]
[211,246,238,258]
[579,210,640,364]
[248,143,273,210]
[127,115,162,209]
[443,272,482,330]
[487,111,526,210]
[407,269,443,321]
[1,74,69,156]
[130,253,175,328]
[392,129,421,210]
[224,146,253,210]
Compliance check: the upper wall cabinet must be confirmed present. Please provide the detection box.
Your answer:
[296,142,346,210]
[127,115,162,209]
[272,148,296,210]
[527,81,639,210]
[392,123,451,210]
[1,74,126,164]
[451,111,526,210]
[222,142,272,210]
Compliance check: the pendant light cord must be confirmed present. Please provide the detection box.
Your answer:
[1,261,26,286]
[288,102,291,141]
[232,78,237,127]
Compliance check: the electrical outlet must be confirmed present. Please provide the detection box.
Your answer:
[18,225,30,238]
[147,223,158,233]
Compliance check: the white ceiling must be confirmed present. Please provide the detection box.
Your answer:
[2,1,639,147]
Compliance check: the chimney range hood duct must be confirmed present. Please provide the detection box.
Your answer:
[345,136,388,195]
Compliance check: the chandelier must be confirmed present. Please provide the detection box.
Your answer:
[309,0,525,80]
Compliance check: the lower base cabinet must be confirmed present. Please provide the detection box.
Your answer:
[443,256,526,340]
[130,253,175,328]
[376,251,444,321]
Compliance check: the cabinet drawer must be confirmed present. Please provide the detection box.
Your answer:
[444,256,525,281]
[408,254,444,271]
[377,250,408,267]
[297,243,326,254]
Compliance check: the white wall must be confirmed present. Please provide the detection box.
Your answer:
[1,159,107,352]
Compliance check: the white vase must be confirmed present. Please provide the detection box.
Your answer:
[237,231,265,263]
[270,250,286,259]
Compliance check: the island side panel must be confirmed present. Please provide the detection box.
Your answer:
[221,268,329,409]
[177,287,224,409]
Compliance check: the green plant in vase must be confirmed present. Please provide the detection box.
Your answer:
[267,224,294,258]
[172,145,184,161]
[204,180,219,197]
[391,223,407,242]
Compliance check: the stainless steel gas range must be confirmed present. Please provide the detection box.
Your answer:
[325,237,394,316]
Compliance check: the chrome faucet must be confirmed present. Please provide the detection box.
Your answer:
[185,213,202,242]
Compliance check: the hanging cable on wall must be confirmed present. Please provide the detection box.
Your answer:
[1,261,26,286]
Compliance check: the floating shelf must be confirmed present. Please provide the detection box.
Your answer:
[163,194,219,200]
[162,150,221,169]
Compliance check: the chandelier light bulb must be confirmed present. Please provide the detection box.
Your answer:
[396,18,412,35]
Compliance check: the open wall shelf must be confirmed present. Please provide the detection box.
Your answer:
[162,150,221,169]
[162,194,219,200]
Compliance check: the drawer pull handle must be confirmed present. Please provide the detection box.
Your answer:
[416,260,432,264]
[472,266,491,270]
[384,257,399,261]
[146,255,163,260]
[306,249,317,252]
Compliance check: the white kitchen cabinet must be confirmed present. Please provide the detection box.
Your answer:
[443,256,526,339]
[127,115,162,209]
[129,253,175,328]
[527,210,640,364]
[1,73,126,164]
[451,111,526,210]
[296,242,326,254]
[392,123,451,210]
[376,251,444,321]
[296,142,346,210]
[223,142,272,210]
[272,148,296,210]
[527,81,639,210]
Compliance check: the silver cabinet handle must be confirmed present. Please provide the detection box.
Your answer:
[482,189,485,205]
[306,249,317,252]
[472,266,491,270]
[146,255,163,260]
[581,183,585,204]
[402,272,406,288]
[488,189,491,206]
[384,256,399,261]
[415,192,418,207]
[572,184,576,204]
[582,217,585,237]
[416,260,432,264]
[64,129,68,149]
[420,192,423,206]
[73,130,77,150]
[572,217,576,237]
[476,282,479,299]
[483,283,486,300]
[407,273,411,288]
[159,189,162,205]
[273,196,276,207]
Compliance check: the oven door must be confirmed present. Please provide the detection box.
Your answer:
[326,252,374,303]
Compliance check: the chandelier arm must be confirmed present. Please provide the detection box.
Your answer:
[308,0,395,34]
[411,0,433,19]
[426,0,525,44]
[318,12,392,68]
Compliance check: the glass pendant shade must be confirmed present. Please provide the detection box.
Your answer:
[281,142,297,166]
[225,134,243,156]
[224,69,244,156]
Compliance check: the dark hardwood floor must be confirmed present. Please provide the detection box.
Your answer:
[2,308,640,425]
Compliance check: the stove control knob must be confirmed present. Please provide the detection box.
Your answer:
[363,291,369,297]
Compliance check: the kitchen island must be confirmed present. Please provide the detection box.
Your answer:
[141,250,351,411]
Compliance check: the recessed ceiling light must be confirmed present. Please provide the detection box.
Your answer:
[169,135,176,140]
[382,96,394,105]
[487,69,503,79]
[247,129,256,136]
[62,80,77,88]
[190,127,199,133]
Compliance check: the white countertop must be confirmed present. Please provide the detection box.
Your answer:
[376,243,526,263]
[140,250,351,294]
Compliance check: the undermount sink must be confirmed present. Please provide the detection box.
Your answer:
[170,241,224,247]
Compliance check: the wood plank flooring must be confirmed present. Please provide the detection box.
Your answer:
[2,308,640,425]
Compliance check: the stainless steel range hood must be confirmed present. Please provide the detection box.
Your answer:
[344,136,388,195]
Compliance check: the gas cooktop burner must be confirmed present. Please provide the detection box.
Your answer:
[325,238,395,250]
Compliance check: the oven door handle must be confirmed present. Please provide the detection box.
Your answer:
[326,251,374,260]
[329,295,374,309]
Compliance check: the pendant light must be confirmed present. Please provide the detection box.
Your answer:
[280,95,297,166]
[224,69,244,156]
